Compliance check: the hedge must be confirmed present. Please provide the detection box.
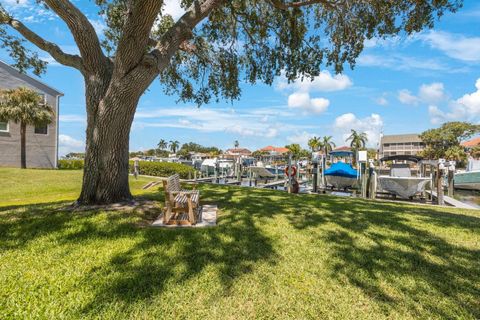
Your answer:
[58,159,84,170]
[130,161,196,179]
[59,159,195,178]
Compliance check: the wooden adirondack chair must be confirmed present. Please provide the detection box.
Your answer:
[162,174,200,225]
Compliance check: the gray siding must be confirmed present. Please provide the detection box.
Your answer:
[0,64,61,168]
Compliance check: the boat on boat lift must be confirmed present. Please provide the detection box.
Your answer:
[324,150,358,190]
[378,155,430,199]
[454,158,480,190]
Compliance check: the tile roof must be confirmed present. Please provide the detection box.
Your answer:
[380,134,422,144]
[461,137,480,147]
[260,146,289,153]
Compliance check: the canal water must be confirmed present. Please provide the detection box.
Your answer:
[453,190,480,209]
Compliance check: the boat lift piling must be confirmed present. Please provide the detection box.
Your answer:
[437,159,446,206]
[287,154,293,193]
[357,151,368,198]
[367,159,377,199]
[312,161,318,193]
[447,160,456,197]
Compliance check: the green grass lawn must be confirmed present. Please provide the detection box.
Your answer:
[0,168,479,319]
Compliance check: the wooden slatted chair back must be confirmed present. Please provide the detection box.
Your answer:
[165,174,181,192]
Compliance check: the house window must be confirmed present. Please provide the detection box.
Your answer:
[38,93,46,105]
[0,121,8,132]
[34,125,48,135]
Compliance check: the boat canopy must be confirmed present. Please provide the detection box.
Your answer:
[324,162,358,179]
[201,159,217,167]
[329,150,354,157]
[380,155,423,163]
[467,159,480,172]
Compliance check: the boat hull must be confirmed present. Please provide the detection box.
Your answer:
[324,162,358,189]
[378,176,430,199]
[454,170,480,190]
[326,176,357,189]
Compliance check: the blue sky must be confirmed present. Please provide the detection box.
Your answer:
[2,0,480,155]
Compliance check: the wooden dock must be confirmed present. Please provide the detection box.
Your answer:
[426,190,478,209]
[258,179,308,189]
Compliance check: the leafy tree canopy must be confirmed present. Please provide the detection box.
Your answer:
[0,87,53,125]
[177,142,222,158]
[252,150,270,158]
[0,0,462,105]
[285,143,310,159]
[419,121,480,162]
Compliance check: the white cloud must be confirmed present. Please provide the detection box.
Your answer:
[419,31,480,63]
[133,106,313,138]
[3,0,28,6]
[418,82,445,104]
[277,70,352,92]
[398,89,420,105]
[3,2,57,23]
[88,19,107,36]
[429,78,480,124]
[287,92,329,114]
[162,0,185,20]
[287,131,316,148]
[398,82,446,106]
[375,96,388,106]
[363,36,401,49]
[333,113,383,147]
[276,70,348,115]
[59,114,86,123]
[59,134,85,156]
[357,53,467,73]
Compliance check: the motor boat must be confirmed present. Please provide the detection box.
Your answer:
[454,158,480,190]
[324,150,358,189]
[324,162,358,189]
[378,155,430,199]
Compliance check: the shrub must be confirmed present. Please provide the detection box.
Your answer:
[58,159,84,170]
[130,161,195,178]
[59,159,194,178]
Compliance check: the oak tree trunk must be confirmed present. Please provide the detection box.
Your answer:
[77,78,136,205]
[20,122,26,169]
[76,70,155,205]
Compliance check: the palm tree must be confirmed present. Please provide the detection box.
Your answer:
[308,136,322,152]
[234,140,239,148]
[169,140,180,153]
[157,139,168,150]
[346,129,368,150]
[322,136,336,155]
[285,143,303,160]
[0,87,53,168]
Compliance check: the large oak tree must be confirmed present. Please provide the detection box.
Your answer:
[0,0,462,204]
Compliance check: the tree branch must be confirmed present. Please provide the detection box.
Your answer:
[114,0,163,76]
[149,0,226,72]
[5,18,84,71]
[148,38,197,53]
[267,0,337,10]
[43,0,108,73]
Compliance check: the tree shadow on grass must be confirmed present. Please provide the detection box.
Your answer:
[71,186,278,316]
[2,184,479,318]
[229,189,480,318]
[0,201,75,251]
[193,186,480,318]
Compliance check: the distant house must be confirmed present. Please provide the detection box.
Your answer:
[379,134,425,159]
[259,146,289,155]
[461,137,480,149]
[0,61,63,168]
[224,148,252,157]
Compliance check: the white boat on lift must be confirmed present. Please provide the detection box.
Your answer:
[324,150,358,190]
[454,158,480,190]
[378,155,430,199]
